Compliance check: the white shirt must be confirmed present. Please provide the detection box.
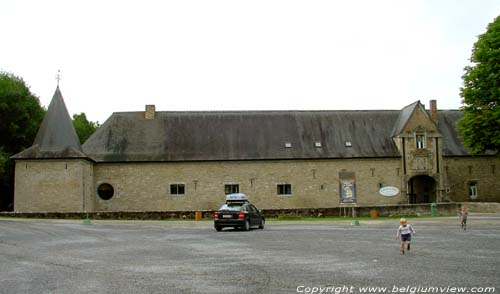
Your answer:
[397,224,415,236]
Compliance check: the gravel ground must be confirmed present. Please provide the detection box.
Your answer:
[1,214,499,294]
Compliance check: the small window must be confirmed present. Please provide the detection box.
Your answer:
[315,142,322,148]
[97,183,114,200]
[468,182,478,199]
[246,205,256,212]
[277,184,292,196]
[285,142,292,148]
[170,184,185,195]
[345,141,352,147]
[416,135,425,149]
[225,184,239,195]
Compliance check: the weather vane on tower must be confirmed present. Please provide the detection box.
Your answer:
[55,69,62,87]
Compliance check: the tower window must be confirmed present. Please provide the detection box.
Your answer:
[416,135,425,149]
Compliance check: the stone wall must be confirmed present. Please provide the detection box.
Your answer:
[14,159,94,212]
[459,202,500,213]
[0,202,460,220]
[92,158,404,211]
[12,156,499,213]
[444,156,500,202]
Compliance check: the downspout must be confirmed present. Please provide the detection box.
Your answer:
[402,137,409,204]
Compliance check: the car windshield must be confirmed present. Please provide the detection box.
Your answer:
[219,203,244,211]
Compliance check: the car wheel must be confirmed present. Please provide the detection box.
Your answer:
[258,219,265,229]
[215,226,222,232]
[243,219,250,231]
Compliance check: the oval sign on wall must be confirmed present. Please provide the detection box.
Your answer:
[379,186,399,197]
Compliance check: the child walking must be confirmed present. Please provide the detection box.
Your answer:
[396,218,416,255]
[460,206,469,230]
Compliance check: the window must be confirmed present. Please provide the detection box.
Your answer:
[416,135,425,149]
[219,203,243,211]
[468,182,478,199]
[97,183,114,200]
[277,184,292,196]
[170,184,185,195]
[247,204,258,212]
[225,184,239,195]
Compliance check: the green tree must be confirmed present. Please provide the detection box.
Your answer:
[0,147,8,177]
[73,113,99,144]
[458,15,500,155]
[0,71,45,211]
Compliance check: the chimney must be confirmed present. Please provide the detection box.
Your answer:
[145,105,155,120]
[429,100,437,125]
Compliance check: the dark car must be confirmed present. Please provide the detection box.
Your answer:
[214,193,265,231]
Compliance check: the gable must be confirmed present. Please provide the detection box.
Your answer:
[392,101,439,137]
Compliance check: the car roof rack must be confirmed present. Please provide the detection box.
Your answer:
[226,193,249,202]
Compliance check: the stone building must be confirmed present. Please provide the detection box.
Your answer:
[12,87,500,212]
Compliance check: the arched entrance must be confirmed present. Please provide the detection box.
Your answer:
[408,175,436,204]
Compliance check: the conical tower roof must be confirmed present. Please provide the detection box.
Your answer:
[12,87,89,159]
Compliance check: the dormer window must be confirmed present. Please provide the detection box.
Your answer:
[416,134,426,149]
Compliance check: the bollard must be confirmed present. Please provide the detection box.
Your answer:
[83,213,92,225]
[430,203,437,217]
[195,211,202,221]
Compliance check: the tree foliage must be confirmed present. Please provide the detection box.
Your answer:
[72,113,100,144]
[0,147,8,178]
[458,15,500,155]
[0,71,45,211]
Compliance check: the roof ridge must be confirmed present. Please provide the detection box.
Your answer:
[111,109,403,115]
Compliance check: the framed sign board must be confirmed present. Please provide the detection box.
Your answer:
[339,171,356,204]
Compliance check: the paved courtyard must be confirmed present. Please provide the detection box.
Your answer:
[1,215,499,294]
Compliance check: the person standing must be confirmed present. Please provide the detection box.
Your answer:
[396,218,416,255]
[460,206,469,230]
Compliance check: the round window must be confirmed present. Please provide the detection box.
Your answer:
[97,183,114,200]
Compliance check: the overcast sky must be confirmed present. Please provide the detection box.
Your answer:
[1,1,499,124]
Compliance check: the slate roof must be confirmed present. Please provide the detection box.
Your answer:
[83,108,465,163]
[391,101,420,137]
[438,110,472,156]
[13,91,474,163]
[12,87,88,160]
